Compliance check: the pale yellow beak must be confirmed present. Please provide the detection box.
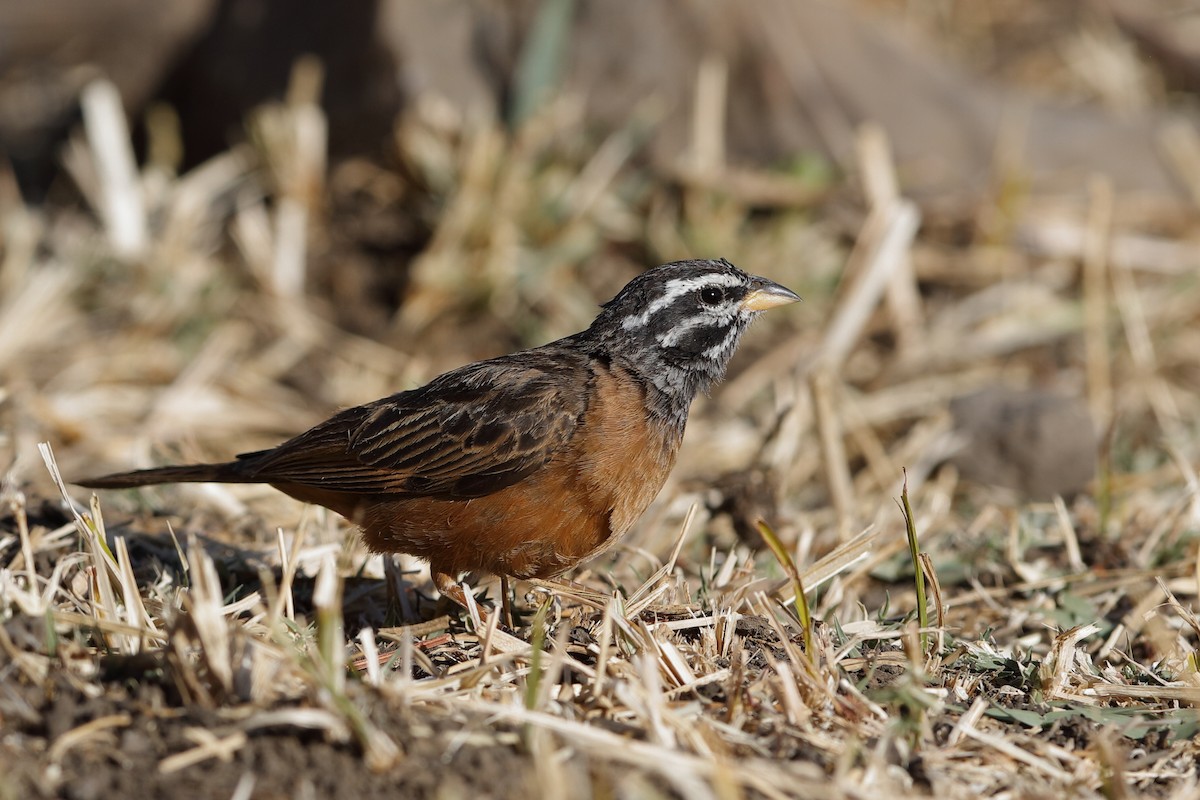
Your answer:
[740,277,801,312]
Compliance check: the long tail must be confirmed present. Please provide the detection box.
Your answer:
[77,462,256,489]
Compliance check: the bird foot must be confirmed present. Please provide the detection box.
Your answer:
[525,577,611,611]
[432,571,517,629]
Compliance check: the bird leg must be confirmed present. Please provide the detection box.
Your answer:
[500,575,514,629]
[432,570,477,615]
[382,555,416,623]
[433,570,491,628]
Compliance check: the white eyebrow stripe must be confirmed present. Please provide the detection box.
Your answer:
[621,272,744,330]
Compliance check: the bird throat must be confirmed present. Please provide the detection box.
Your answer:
[621,346,728,433]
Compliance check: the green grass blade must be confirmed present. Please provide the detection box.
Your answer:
[757,519,814,656]
[510,0,576,127]
[898,469,929,652]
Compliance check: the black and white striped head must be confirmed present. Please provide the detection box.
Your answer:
[585,259,800,422]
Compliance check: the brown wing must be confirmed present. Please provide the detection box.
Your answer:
[233,351,589,499]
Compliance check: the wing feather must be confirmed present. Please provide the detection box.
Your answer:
[233,350,589,499]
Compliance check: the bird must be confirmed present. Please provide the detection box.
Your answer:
[79,259,800,618]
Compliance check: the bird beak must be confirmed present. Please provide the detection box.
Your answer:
[741,277,801,311]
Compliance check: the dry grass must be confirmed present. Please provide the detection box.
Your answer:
[3,29,1200,797]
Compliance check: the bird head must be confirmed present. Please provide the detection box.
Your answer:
[588,258,800,422]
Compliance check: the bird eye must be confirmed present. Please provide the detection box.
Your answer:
[700,286,724,305]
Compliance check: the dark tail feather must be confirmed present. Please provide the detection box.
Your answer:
[77,462,255,489]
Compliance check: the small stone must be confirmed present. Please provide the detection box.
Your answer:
[949,387,1097,500]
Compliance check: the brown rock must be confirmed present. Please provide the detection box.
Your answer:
[948,387,1097,500]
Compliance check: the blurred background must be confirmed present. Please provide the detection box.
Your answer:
[2,0,1199,563]
[8,5,1200,794]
